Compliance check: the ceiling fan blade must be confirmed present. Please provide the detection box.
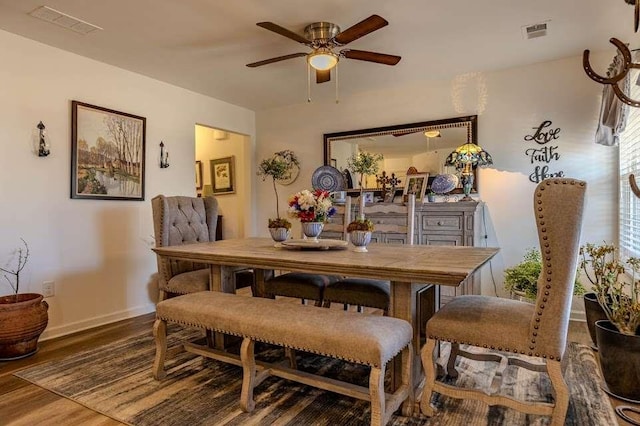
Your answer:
[246,52,307,68]
[334,15,388,45]
[257,22,310,45]
[342,49,401,65]
[316,69,331,84]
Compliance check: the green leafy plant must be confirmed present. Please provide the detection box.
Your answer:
[347,151,383,197]
[0,238,29,299]
[347,218,374,232]
[579,242,640,336]
[257,150,299,227]
[504,248,585,300]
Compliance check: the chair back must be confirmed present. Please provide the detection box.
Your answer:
[529,179,586,359]
[152,195,219,278]
[321,196,352,240]
[360,194,415,245]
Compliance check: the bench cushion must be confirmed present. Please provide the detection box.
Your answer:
[156,291,412,368]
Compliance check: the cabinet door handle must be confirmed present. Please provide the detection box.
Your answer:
[437,221,444,226]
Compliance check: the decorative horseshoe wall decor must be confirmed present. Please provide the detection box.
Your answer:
[583,38,640,107]
[630,174,640,198]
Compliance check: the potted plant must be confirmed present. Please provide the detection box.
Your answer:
[346,151,383,220]
[0,239,49,360]
[257,150,299,242]
[288,189,336,240]
[347,218,374,252]
[504,248,585,301]
[426,190,436,203]
[579,242,640,402]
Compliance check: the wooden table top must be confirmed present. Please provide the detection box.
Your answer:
[153,238,499,287]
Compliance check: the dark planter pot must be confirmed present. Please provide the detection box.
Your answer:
[595,319,640,403]
[0,293,49,360]
[584,292,608,348]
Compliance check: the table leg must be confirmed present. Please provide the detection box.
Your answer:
[208,264,238,349]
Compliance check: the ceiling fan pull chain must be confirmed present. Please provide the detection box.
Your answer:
[335,63,339,104]
[307,61,312,103]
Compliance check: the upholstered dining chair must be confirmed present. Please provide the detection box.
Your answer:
[322,194,415,314]
[152,195,219,301]
[261,198,352,306]
[420,178,586,426]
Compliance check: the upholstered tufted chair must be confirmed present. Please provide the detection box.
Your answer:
[152,195,219,301]
[420,178,586,426]
[323,194,415,314]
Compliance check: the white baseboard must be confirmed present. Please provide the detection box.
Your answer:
[40,303,156,341]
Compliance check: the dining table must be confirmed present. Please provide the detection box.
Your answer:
[153,237,499,406]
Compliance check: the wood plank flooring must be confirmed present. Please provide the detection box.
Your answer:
[0,300,637,425]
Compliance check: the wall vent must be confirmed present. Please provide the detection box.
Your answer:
[522,21,548,40]
[29,6,102,35]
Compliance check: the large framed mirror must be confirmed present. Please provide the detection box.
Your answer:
[323,115,478,196]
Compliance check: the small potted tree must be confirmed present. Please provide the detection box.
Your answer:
[346,151,383,220]
[0,239,49,360]
[347,218,374,252]
[257,151,299,242]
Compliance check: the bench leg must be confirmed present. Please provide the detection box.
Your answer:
[152,319,167,380]
[285,348,298,369]
[240,338,257,412]
[369,364,386,426]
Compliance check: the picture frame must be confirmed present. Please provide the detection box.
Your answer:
[195,160,203,190]
[71,101,146,201]
[330,158,337,168]
[210,156,235,195]
[403,173,429,203]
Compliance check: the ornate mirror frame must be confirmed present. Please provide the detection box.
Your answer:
[323,115,479,194]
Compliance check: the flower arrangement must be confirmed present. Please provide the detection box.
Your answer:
[580,242,640,336]
[257,150,299,229]
[288,189,336,223]
[504,248,585,300]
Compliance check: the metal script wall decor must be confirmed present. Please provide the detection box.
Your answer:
[524,120,565,183]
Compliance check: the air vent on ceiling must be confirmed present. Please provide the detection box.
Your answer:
[522,21,549,40]
[29,6,102,35]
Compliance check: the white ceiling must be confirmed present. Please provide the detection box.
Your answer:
[0,0,635,111]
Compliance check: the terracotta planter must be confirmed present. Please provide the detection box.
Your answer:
[583,292,608,348]
[0,293,49,360]
[595,319,640,403]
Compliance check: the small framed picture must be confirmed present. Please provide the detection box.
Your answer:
[195,161,203,190]
[403,173,429,203]
[210,156,235,195]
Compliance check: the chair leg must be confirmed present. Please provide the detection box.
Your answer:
[152,319,167,380]
[240,338,257,412]
[446,342,460,378]
[314,299,323,307]
[323,300,332,309]
[547,360,569,426]
[420,338,438,416]
[369,363,386,426]
[285,348,298,369]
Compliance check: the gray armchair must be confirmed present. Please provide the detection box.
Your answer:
[152,195,218,301]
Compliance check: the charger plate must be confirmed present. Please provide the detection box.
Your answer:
[278,239,348,250]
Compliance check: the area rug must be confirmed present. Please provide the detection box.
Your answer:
[15,325,617,426]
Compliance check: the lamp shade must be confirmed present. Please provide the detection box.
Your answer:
[445,143,493,170]
[307,49,339,71]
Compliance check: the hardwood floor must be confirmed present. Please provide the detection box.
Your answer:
[0,304,637,425]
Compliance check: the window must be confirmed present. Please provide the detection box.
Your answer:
[619,82,640,260]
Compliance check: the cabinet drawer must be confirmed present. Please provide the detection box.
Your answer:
[422,234,463,246]
[422,215,462,232]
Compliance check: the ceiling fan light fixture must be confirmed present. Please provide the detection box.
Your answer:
[424,130,441,138]
[308,49,339,71]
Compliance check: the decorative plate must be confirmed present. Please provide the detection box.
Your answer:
[430,174,459,194]
[311,166,345,192]
[279,239,348,250]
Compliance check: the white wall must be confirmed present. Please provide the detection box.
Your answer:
[256,53,618,318]
[0,29,255,339]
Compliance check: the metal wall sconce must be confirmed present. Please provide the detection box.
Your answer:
[159,141,169,168]
[37,121,50,157]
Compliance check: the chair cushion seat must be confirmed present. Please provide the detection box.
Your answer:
[324,278,390,310]
[427,295,535,354]
[264,272,340,301]
[162,268,209,295]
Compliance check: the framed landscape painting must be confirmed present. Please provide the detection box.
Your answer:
[71,101,146,201]
[210,156,235,195]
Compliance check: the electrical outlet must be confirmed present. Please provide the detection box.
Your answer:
[42,281,55,297]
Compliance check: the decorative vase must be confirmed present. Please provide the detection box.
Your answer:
[350,230,372,252]
[595,320,640,402]
[0,293,49,360]
[584,292,608,349]
[427,194,436,203]
[269,227,290,243]
[301,222,324,241]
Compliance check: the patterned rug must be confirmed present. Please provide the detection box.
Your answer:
[15,325,617,426]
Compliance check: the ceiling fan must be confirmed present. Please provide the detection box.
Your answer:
[246,14,401,84]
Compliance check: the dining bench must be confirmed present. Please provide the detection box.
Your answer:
[152,291,414,426]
